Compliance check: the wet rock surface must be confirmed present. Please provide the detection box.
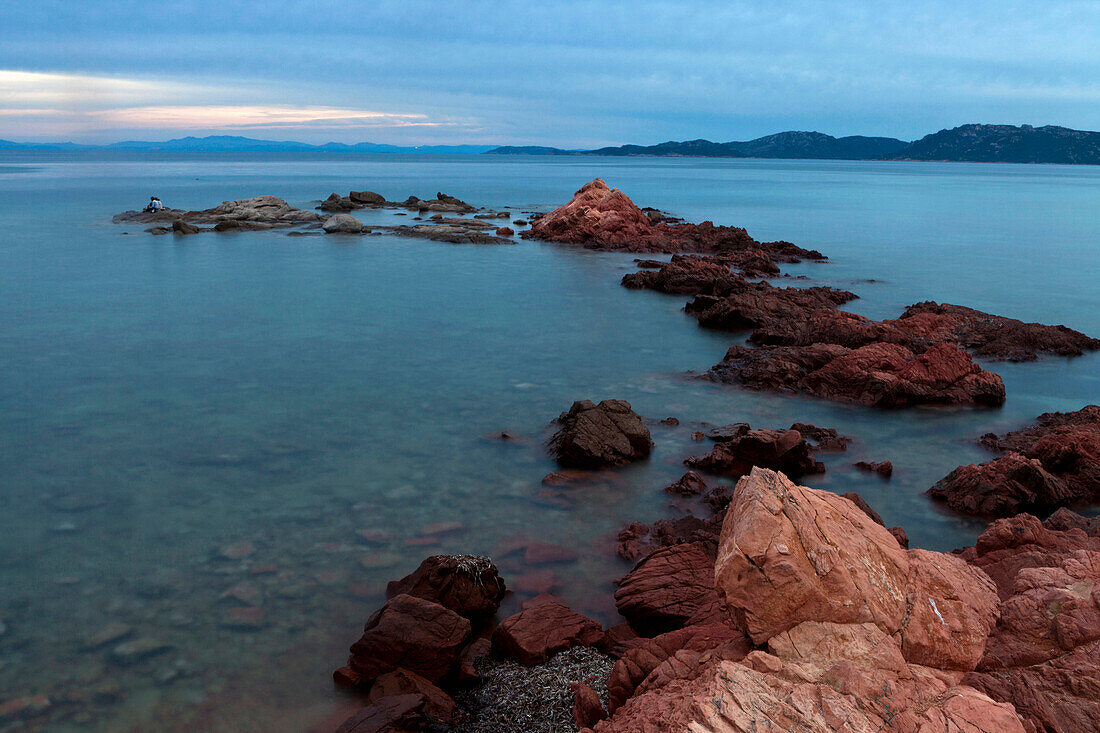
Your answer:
[684,426,823,480]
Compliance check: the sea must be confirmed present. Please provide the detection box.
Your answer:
[1,151,1098,731]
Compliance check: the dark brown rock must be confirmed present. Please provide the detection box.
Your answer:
[386,555,506,620]
[854,460,894,478]
[684,428,822,480]
[662,471,708,496]
[547,399,653,469]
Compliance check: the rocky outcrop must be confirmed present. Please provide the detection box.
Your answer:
[525,179,824,260]
[959,512,1100,732]
[115,195,323,229]
[929,405,1100,516]
[710,341,1007,407]
[855,459,893,477]
[687,284,858,333]
[895,301,1100,361]
[547,400,653,469]
[615,515,722,562]
[684,427,823,480]
[385,555,506,620]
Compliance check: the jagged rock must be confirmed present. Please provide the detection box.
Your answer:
[386,555,506,620]
[492,601,604,665]
[684,428,822,479]
[614,542,728,634]
[547,399,653,469]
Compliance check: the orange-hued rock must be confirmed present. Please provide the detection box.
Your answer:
[714,468,910,643]
[901,549,999,671]
[525,179,824,260]
[365,669,455,722]
[491,601,604,665]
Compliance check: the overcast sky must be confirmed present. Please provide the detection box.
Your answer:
[1,1,1098,145]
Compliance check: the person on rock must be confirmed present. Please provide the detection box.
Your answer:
[144,196,164,213]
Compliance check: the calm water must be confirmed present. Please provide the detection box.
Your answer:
[1,152,1098,731]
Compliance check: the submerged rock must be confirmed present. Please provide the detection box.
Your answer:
[547,399,653,469]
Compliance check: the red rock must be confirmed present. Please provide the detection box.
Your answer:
[621,255,743,294]
[572,681,607,728]
[418,521,463,536]
[521,592,562,609]
[841,491,885,526]
[714,468,910,643]
[687,283,857,333]
[332,665,361,688]
[220,606,266,630]
[366,669,455,722]
[521,543,579,565]
[541,469,596,486]
[526,179,824,261]
[491,601,604,665]
[685,427,822,480]
[854,459,893,477]
[711,341,1006,408]
[615,515,721,563]
[790,422,851,452]
[402,535,442,548]
[344,594,471,684]
[889,525,910,549]
[956,512,1100,732]
[386,555,506,620]
[249,563,279,575]
[221,581,262,606]
[662,471,708,496]
[894,301,1100,361]
[932,405,1100,516]
[334,694,426,733]
[512,569,562,595]
[614,542,727,634]
[0,695,51,723]
[457,636,491,682]
[547,399,653,469]
[606,624,749,713]
[495,226,514,236]
[355,529,390,545]
[219,541,255,560]
[901,549,999,671]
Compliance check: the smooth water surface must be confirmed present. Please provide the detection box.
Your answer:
[1,152,1098,731]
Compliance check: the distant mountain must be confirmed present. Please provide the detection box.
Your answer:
[485,124,1100,164]
[894,125,1100,164]
[0,135,495,154]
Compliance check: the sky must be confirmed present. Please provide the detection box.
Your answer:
[1,1,1098,146]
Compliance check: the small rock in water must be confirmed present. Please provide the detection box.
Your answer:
[90,680,123,704]
[111,638,172,666]
[359,552,401,570]
[403,535,442,548]
[221,582,262,606]
[0,694,51,723]
[219,541,256,560]
[355,528,389,545]
[419,520,464,536]
[82,622,134,650]
[52,521,79,533]
[220,606,266,630]
[249,564,279,576]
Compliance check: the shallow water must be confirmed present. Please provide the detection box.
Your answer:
[0,152,1098,731]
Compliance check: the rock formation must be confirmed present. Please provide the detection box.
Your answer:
[547,400,653,469]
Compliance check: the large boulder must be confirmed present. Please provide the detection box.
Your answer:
[350,190,386,205]
[386,555,506,621]
[342,594,471,684]
[491,601,604,665]
[547,399,653,469]
[614,542,729,634]
[928,452,1071,516]
[714,468,911,643]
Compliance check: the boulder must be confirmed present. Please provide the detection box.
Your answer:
[928,452,1070,516]
[350,190,386,205]
[687,283,858,333]
[614,542,728,634]
[343,594,471,684]
[386,555,506,620]
[714,468,910,643]
[854,460,893,477]
[334,694,427,733]
[547,399,653,469]
[572,681,607,728]
[323,213,365,234]
[495,226,514,236]
[171,219,201,235]
[662,471,708,496]
[492,601,604,665]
